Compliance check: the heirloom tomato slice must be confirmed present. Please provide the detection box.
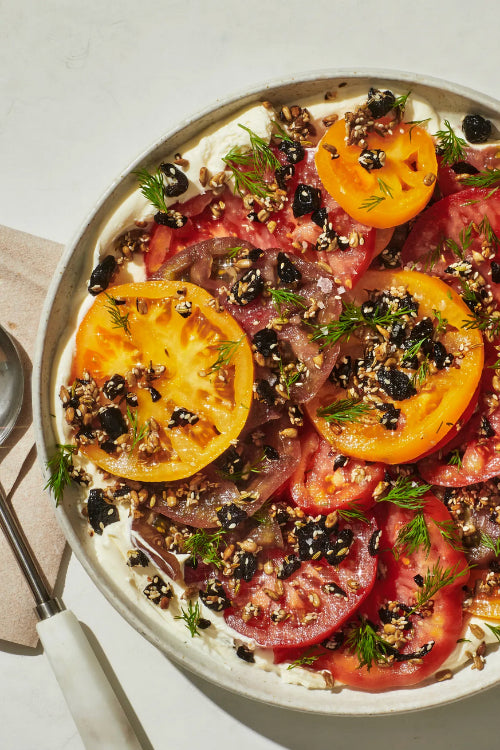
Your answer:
[71,280,253,482]
[307,269,484,464]
[308,495,469,690]
[315,119,437,229]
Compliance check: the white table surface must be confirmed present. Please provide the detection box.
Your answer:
[2,1,500,748]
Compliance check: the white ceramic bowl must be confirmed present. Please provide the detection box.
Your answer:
[33,69,500,715]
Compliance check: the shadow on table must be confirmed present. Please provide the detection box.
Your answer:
[183,667,498,750]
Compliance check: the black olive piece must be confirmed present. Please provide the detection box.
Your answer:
[98,406,128,440]
[87,489,119,535]
[442,488,455,506]
[414,573,424,587]
[263,444,280,461]
[329,356,352,387]
[148,386,161,403]
[234,552,258,582]
[366,88,396,119]
[295,518,329,561]
[361,301,377,319]
[168,406,199,428]
[491,261,500,284]
[378,606,393,625]
[333,454,349,471]
[275,164,295,190]
[394,641,435,662]
[325,528,354,566]
[252,328,278,357]
[432,341,453,370]
[311,207,328,228]
[216,503,248,531]
[278,139,305,164]
[103,374,126,401]
[126,393,138,408]
[368,529,382,556]
[389,321,407,347]
[154,210,188,228]
[247,211,260,223]
[218,446,245,477]
[143,575,173,605]
[277,252,302,284]
[480,415,496,439]
[99,440,117,454]
[113,485,132,498]
[450,161,479,175]
[397,292,419,315]
[489,559,500,573]
[229,268,264,306]
[377,366,416,401]
[199,579,231,611]
[248,247,264,262]
[402,355,419,371]
[292,184,322,218]
[75,426,95,442]
[236,645,255,663]
[159,162,189,197]
[316,224,340,252]
[321,631,345,650]
[358,149,385,171]
[128,549,150,567]
[405,317,434,344]
[321,582,348,599]
[197,618,211,630]
[276,554,301,580]
[88,255,117,295]
[378,403,400,431]
[254,379,276,405]
[462,114,492,144]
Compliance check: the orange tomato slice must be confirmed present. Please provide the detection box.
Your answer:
[307,270,484,464]
[315,119,437,229]
[71,280,253,482]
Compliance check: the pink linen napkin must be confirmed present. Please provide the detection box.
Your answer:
[0,225,67,647]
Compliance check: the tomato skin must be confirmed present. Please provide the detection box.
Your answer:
[224,518,378,649]
[306,496,469,690]
[290,429,385,514]
[315,120,437,229]
[308,269,484,464]
[436,146,500,197]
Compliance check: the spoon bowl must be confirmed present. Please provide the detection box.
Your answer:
[0,325,24,445]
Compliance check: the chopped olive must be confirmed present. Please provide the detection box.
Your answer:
[159,162,189,196]
[275,164,295,190]
[253,328,278,357]
[321,582,348,598]
[228,268,264,306]
[154,210,188,228]
[218,446,245,477]
[254,379,276,405]
[325,528,354,566]
[88,255,117,296]
[377,367,416,401]
[368,529,382,556]
[216,503,248,530]
[491,261,500,284]
[462,114,492,144]
[432,341,453,370]
[168,407,199,428]
[366,88,396,118]
[127,549,149,567]
[98,406,128,440]
[103,374,126,401]
[358,149,385,171]
[333,454,349,471]
[276,554,301,579]
[292,183,322,218]
[236,645,255,663]
[329,356,352,388]
[263,444,280,461]
[378,403,401,430]
[248,247,264,262]
[278,139,305,164]
[311,207,328,228]
[295,518,329,561]
[199,579,231,611]
[450,161,479,175]
[233,552,258,582]
[277,252,302,283]
[87,488,119,535]
[143,575,173,605]
[480,415,496,439]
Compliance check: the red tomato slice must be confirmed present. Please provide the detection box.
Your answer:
[224,518,378,649]
[290,429,385,514]
[298,495,469,689]
[437,146,500,197]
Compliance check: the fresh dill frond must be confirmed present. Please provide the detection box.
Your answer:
[227,245,245,259]
[104,294,131,336]
[393,511,431,559]
[309,300,410,349]
[444,221,474,261]
[485,623,500,642]
[462,168,500,189]
[133,167,169,213]
[44,444,77,506]
[462,308,500,339]
[408,118,431,139]
[182,528,226,568]
[446,448,463,469]
[434,120,467,166]
[410,355,430,388]
[479,531,500,557]
[377,476,430,511]
[286,647,321,670]
[433,310,449,336]
[393,91,411,113]
[272,120,294,142]
[278,358,303,397]
[377,178,394,199]
[479,215,500,249]
[359,194,385,212]
[316,398,373,425]
[268,288,307,318]
[238,124,281,175]
[222,124,280,198]
[174,599,203,637]
[127,406,149,451]
[433,519,464,552]
[218,451,266,483]
[410,559,469,613]
[345,618,395,671]
[336,502,370,525]
[402,337,427,363]
[204,335,245,377]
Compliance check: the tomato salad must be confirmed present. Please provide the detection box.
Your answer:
[52,85,500,692]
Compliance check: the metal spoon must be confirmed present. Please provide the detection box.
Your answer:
[0,323,142,750]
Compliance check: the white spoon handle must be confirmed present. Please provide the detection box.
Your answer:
[37,610,142,750]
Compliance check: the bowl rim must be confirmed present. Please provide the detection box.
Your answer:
[33,67,500,716]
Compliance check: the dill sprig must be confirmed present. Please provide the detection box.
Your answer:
[462,308,500,338]
[410,355,430,388]
[223,124,280,198]
[479,531,500,557]
[44,444,77,506]
[485,623,500,642]
[462,168,500,189]
[479,215,500,249]
[433,310,449,336]
[204,335,245,377]
[433,519,464,552]
[218,451,266,483]
[278,358,303,397]
[393,91,411,113]
[377,476,431,511]
[345,618,395,671]
[104,294,131,336]
[268,288,308,317]
[408,118,431,139]
[182,528,226,568]
[127,406,149,451]
[309,301,410,349]
[272,120,294,143]
[174,599,203,637]
[336,502,370,525]
[377,177,394,199]
[410,559,469,613]
[286,647,321,670]
[446,448,463,469]
[134,167,169,213]
[434,120,467,166]
[359,194,385,212]
[316,398,373,425]
[393,511,431,559]
[402,337,427,363]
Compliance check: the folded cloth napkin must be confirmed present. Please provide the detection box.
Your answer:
[0,225,67,648]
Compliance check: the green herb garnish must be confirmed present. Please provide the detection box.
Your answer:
[410,559,470,614]
[174,599,203,637]
[434,120,467,166]
[104,294,131,336]
[359,194,385,212]
[393,511,431,559]
[127,406,149,451]
[316,398,373,425]
[204,335,245,376]
[134,167,169,213]
[485,623,500,642]
[223,124,280,198]
[446,448,463,469]
[462,168,500,190]
[345,618,395,671]
[336,502,370,525]
[44,444,77,506]
[309,300,411,349]
[433,519,464,552]
[182,528,226,569]
[268,288,307,318]
[480,532,500,557]
[393,91,411,113]
[286,647,321,670]
[377,476,431,511]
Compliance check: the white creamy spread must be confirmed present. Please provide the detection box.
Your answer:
[53,85,500,691]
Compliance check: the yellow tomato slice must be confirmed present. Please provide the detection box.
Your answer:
[315,119,437,229]
[71,280,253,482]
[307,270,484,464]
